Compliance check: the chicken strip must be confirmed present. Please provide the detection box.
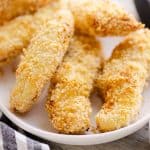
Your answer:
[0,0,143,67]
[0,4,58,67]
[96,29,150,132]
[10,9,74,113]
[67,0,143,36]
[0,0,52,25]
[46,35,102,134]
[0,15,36,67]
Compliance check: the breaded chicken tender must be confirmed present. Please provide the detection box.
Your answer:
[46,35,102,134]
[0,0,143,67]
[10,9,74,113]
[0,15,36,67]
[0,4,58,67]
[67,0,143,36]
[0,0,52,25]
[96,29,150,132]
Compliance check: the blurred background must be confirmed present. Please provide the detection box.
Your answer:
[114,0,150,28]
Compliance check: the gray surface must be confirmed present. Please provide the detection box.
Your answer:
[51,125,150,150]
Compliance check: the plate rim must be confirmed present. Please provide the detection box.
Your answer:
[0,102,150,145]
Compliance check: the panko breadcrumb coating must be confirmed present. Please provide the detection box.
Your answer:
[46,35,102,134]
[0,0,52,25]
[68,0,143,36]
[33,2,61,25]
[10,9,74,113]
[0,4,58,67]
[0,15,36,67]
[96,29,150,132]
[0,0,143,67]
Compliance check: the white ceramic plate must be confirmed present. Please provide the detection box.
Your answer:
[0,37,150,145]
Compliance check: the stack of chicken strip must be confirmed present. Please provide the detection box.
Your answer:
[1,0,148,134]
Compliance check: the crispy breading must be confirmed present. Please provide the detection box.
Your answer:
[0,0,143,67]
[96,29,150,132]
[0,0,52,25]
[33,2,62,24]
[0,4,59,67]
[0,15,36,67]
[68,0,143,36]
[46,35,102,134]
[10,9,74,113]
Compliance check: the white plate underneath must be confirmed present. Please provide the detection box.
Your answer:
[0,37,150,145]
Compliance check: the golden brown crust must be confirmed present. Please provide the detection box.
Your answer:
[0,4,59,67]
[46,35,102,134]
[96,29,150,132]
[0,0,52,25]
[0,0,144,67]
[0,15,36,67]
[68,0,143,36]
[10,9,74,113]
